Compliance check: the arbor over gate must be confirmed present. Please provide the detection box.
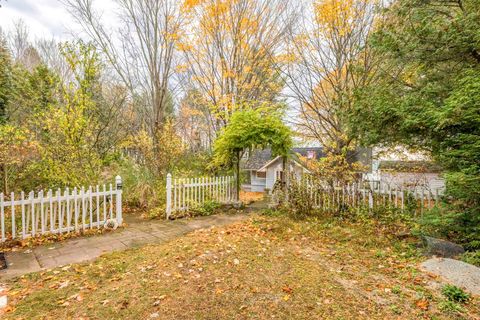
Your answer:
[212,107,293,200]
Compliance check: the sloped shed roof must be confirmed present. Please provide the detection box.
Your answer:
[242,149,273,170]
[242,147,324,171]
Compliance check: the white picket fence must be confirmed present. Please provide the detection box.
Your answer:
[166,174,237,219]
[287,175,445,215]
[0,176,123,243]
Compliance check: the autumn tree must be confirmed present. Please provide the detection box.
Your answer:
[36,38,73,83]
[0,33,11,123]
[285,0,380,157]
[63,0,186,165]
[0,125,37,194]
[177,89,213,150]
[180,0,298,134]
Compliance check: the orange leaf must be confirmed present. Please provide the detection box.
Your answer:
[282,285,293,294]
[416,299,429,310]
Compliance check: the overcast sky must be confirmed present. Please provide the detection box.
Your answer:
[0,0,116,39]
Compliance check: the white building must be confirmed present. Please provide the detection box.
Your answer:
[241,148,322,192]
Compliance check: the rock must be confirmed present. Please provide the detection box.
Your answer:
[423,236,465,258]
[421,258,480,296]
[0,295,7,309]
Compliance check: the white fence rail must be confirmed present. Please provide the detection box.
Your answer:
[166,174,237,219]
[286,175,445,215]
[0,176,123,243]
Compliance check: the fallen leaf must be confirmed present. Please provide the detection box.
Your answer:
[416,299,429,310]
[282,285,293,294]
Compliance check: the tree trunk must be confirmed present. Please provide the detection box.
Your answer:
[236,150,241,202]
[282,156,289,202]
[1,163,7,195]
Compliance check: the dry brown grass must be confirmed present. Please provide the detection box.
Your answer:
[240,191,265,204]
[3,215,479,319]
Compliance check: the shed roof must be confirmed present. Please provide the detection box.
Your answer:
[242,147,323,171]
[242,149,273,170]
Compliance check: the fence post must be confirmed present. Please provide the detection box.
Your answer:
[166,173,172,220]
[115,175,123,225]
[368,190,374,211]
[1,193,4,242]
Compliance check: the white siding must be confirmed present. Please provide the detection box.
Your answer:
[242,158,308,193]
[265,158,305,192]
[379,172,445,192]
[265,158,283,191]
[250,171,267,192]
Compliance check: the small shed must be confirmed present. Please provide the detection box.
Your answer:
[242,148,323,192]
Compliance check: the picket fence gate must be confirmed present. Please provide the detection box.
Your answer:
[0,176,123,243]
[165,174,237,219]
[287,175,445,216]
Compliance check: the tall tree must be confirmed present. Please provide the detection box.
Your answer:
[0,33,11,123]
[285,0,380,156]
[0,35,14,192]
[63,0,185,154]
[177,89,213,150]
[180,0,298,134]
[348,0,480,247]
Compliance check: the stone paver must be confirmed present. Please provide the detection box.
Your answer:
[0,213,248,279]
[421,257,480,296]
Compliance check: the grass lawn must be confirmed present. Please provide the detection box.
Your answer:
[3,213,479,319]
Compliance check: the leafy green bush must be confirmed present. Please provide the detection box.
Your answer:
[441,285,470,303]
[460,251,480,267]
[190,200,221,217]
[418,207,480,251]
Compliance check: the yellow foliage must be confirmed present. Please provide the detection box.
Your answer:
[175,64,189,73]
[314,0,375,38]
[315,0,356,36]
[301,151,364,184]
[182,0,204,11]
[184,0,287,125]
[0,125,37,166]
[128,121,185,175]
[176,42,193,52]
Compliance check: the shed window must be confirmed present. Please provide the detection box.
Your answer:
[256,171,266,178]
[275,170,284,181]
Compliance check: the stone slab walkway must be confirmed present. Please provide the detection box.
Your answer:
[421,257,480,296]
[0,214,248,280]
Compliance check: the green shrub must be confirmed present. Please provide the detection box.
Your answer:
[460,251,480,267]
[146,206,166,219]
[441,285,470,303]
[418,207,480,250]
[260,208,286,217]
[190,200,221,217]
[438,300,465,314]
